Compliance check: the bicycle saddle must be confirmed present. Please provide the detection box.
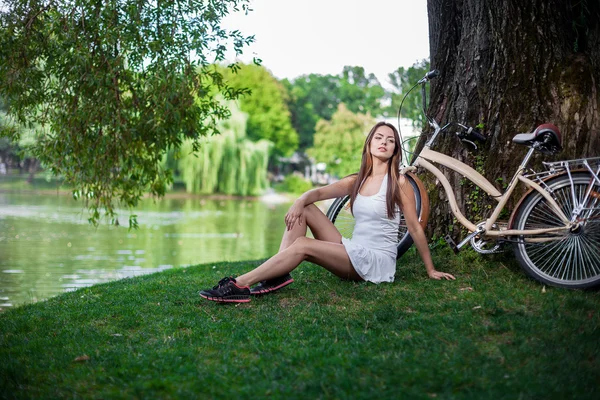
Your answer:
[512,123,562,154]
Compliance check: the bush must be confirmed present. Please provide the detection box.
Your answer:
[282,174,312,195]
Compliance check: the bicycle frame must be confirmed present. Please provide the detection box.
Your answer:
[412,145,571,238]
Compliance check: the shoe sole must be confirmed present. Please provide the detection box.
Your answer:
[250,278,294,295]
[199,293,250,303]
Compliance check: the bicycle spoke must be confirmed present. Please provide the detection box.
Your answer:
[563,236,577,281]
[579,234,600,276]
[577,239,588,279]
[577,185,600,280]
[529,200,562,226]
[563,236,584,280]
[524,237,566,275]
[532,238,569,277]
[580,232,600,259]
[524,236,563,261]
[557,184,571,216]
[578,237,588,281]
[577,231,599,280]
[582,196,599,222]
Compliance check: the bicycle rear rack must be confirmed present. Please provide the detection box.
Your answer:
[543,157,600,185]
[524,157,600,187]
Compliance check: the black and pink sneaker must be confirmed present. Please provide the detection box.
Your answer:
[199,277,251,303]
[250,274,294,295]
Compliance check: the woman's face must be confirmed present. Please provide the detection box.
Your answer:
[369,125,396,161]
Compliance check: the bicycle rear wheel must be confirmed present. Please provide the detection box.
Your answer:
[326,173,429,259]
[512,172,600,289]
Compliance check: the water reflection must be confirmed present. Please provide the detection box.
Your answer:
[0,192,294,309]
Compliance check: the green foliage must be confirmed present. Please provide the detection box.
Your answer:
[0,115,21,165]
[0,0,254,227]
[0,108,46,177]
[284,67,385,151]
[171,101,272,196]
[1,252,599,398]
[386,59,430,126]
[222,63,298,157]
[283,73,340,150]
[281,173,312,195]
[465,154,489,222]
[339,66,386,116]
[307,104,375,177]
[0,111,44,154]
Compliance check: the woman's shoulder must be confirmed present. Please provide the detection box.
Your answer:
[340,173,359,185]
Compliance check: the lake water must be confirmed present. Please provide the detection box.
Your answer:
[0,191,299,309]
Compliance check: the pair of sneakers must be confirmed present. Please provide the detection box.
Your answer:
[199,274,294,303]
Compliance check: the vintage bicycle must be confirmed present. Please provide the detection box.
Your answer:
[327,70,600,289]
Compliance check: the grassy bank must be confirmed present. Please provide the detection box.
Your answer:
[1,247,599,399]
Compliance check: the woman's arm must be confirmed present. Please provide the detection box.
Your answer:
[299,175,356,204]
[285,175,356,231]
[398,175,456,280]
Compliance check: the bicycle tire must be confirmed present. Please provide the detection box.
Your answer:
[512,172,600,289]
[326,174,428,259]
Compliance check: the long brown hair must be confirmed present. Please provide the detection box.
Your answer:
[349,122,403,219]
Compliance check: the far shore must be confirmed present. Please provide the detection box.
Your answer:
[0,182,297,203]
[0,188,297,201]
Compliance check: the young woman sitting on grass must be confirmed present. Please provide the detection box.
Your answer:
[199,122,455,303]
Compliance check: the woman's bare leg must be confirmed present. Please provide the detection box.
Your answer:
[278,204,342,252]
[236,236,361,287]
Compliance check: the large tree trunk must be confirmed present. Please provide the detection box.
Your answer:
[422,0,600,239]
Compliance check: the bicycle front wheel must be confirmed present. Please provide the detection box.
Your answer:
[512,172,600,289]
[326,173,429,259]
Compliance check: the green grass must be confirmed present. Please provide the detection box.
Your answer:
[1,247,599,399]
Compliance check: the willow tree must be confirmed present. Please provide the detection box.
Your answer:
[423,0,600,237]
[0,0,254,226]
[177,101,272,196]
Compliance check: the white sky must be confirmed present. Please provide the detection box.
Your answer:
[222,0,430,88]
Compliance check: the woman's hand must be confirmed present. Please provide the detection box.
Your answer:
[285,200,305,231]
[427,270,456,280]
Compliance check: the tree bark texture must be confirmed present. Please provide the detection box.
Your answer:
[422,0,600,239]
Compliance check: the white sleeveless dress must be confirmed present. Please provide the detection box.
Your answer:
[341,174,400,283]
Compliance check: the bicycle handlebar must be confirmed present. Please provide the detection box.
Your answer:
[418,69,440,84]
[456,124,486,143]
[416,71,488,150]
[399,68,489,162]
[456,126,485,150]
[469,130,487,142]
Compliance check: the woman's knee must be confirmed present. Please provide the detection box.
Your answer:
[290,237,310,259]
[291,236,309,247]
[303,203,318,215]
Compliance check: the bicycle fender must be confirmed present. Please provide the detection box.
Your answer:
[507,168,591,229]
[406,171,430,230]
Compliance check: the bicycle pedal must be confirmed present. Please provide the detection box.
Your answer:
[444,235,460,254]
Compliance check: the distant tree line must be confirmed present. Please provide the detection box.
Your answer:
[1,58,430,192]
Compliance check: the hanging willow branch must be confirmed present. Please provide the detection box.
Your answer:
[176,101,272,196]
